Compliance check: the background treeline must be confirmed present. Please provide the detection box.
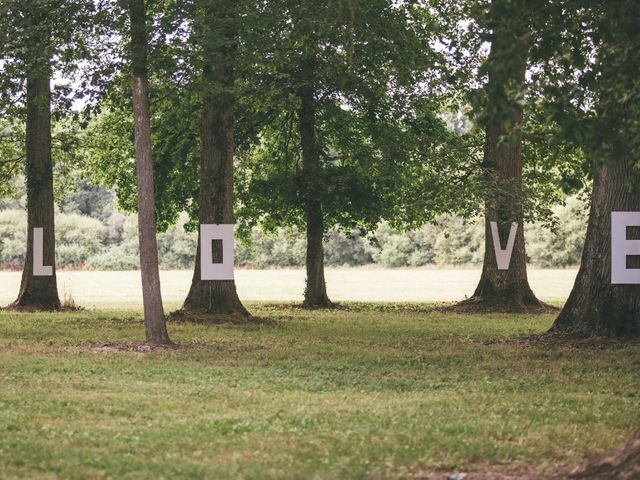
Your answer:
[0,183,587,270]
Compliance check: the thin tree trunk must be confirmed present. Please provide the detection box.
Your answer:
[128,0,170,344]
[457,3,544,312]
[298,83,332,308]
[12,68,60,309]
[551,158,640,336]
[182,3,249,319]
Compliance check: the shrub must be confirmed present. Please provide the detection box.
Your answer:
[157,215,197,269]
[86,216,139,270]
[526,197,587,267]
[0,209,27,268]
[56,213,104,267]
[434,216,484,266]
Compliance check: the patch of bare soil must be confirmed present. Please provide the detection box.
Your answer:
[1,303,84,313]
[446,297,559,315]
[168,309,276,326]
[89,341,206,353]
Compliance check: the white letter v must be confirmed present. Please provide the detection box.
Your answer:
[490,221,517,271]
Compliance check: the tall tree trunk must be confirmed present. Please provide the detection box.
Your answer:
[551,158,640,336]
[182,3,249,318]
[128,0,170,344]
[457,2,544,312]
[551,6,640,336]
[12,69,60,310]
[298,83,332,308]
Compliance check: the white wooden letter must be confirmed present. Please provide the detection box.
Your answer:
[490,221,518,271]
[200,224,235,280]
[33,227,53,277]
[611,212,640,284]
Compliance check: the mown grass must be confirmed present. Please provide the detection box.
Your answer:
[0,303,638,479]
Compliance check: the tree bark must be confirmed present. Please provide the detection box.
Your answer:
[182,3,250,318]
[457,3,544,312]
[12,68,60,309]
[128,0,171,344]
[551,158,640,336]
[298,82,332,308]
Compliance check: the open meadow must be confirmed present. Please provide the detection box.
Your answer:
[0,268,578,310]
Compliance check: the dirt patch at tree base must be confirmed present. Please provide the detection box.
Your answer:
[88,341,208,353]
[1,303,84,313]
[446,297,559,315]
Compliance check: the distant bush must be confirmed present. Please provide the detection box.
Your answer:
[0,209,27,268]
[434,216,484,265]
[157,215,197,269]
[0,197,588,270]
[56,213,104,267]
[324,229,373,266]
[236,227,306,267]
[87,215,140,270]
[525,197,587,267]
[372,222,435,267]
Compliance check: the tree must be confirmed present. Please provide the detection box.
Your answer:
[126,0,171,343]
[455,0,546,312]
[543,0,640,335]
[237,0,453,307]
[181,0,250,318]
[3,2,60,309]
[0,0,100,309]
[71,0,251,320]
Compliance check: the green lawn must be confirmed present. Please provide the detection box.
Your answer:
[0,303,638,479]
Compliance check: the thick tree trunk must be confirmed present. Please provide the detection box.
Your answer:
[182,8,249,319]
[298,84,332,308]
[457,4,544,312]
[12,71,60,310]
[129,0,170,344]
[463,122,544,311]
[551,159,640,336]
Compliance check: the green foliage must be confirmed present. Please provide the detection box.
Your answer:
[434,217,485,266]
[530,0,640,181]
[0,0,111,115]
[235,227,306,268]
[237,0,475,237]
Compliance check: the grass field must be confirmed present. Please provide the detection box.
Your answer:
[0,302,639,479]
[1,269,637,478]
[0,268,578,309]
